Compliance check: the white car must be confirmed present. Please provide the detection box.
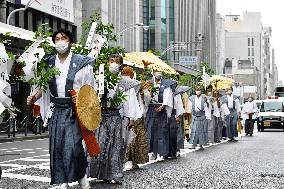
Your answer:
[257,99,284,132]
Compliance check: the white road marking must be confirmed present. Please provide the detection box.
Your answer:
[10,148,17,150]
[0,149,8,151]
[35,148,43,150]
[5,151,12,153]
[13,150,23,152]
[2,173,51,183]
[28,152,36,154]
[23,149,33,151]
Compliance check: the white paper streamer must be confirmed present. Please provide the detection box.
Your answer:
[85,22,106,59]
[98,64,105,95]
[85,22,98,49]
[19,37,45,81]
[0,43,12,114]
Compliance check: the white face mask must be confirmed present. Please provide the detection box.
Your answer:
[154,72,163,80]
[196,91,201,96]
[55,40,69,54]
[109,63,120,74]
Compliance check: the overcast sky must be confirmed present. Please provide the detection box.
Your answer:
[217,0,284,82]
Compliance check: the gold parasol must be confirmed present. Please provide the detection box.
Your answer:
[76,84,101,131]
[123,52,179,75]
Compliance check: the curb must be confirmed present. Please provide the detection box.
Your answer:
[0,134,49,143]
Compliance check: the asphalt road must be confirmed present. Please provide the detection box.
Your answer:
[1,129,284,189]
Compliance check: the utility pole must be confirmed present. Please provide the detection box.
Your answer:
[0,0,6,23]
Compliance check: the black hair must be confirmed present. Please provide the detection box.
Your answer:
[52,29,74,43]
[109,54,123,64]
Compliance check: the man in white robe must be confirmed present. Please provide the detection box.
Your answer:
[242,96,258,136]
[27,29,94,189]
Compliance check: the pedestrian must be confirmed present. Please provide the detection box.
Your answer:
[207,91,215,143]
[27,29,95,189]
[212,92,229,143]
[174,86,189,157]
[242,96,258,136]
[166,86,185,158]
[181,90,192,142]
[188,86,210,150]
[88,54,125,184]
[221,87,241,142]
[145,72,176,162]
[123,66,149,169]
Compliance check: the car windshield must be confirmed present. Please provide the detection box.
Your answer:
[260,101,284,112]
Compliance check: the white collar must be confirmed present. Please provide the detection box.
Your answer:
[56,52,73,64]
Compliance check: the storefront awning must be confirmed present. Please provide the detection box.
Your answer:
[0,22,35,41]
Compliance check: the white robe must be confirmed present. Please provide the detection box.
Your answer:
[174,94,185,118]
[35,54,96,125]
[241,101,258,120]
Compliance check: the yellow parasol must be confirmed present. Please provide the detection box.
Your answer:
[123,52,179,75]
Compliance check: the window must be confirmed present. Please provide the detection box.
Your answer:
[248,48,250,56]
[248,38,250,46]
[248,58,251,62]
[252,58,254,64]
[252,38,254,46]
[252,48,254,56]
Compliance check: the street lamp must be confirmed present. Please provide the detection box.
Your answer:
[7,0,37,25]
[116,23,149,36]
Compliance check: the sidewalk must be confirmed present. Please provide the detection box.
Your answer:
[0,131,49,143]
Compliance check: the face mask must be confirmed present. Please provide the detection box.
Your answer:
[196,91,201,96]
[227,90,232,95]
[109,63,120,74]
[154,72,162,80]
[55,40,69,54]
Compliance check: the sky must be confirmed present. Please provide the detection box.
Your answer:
[216,0,284,82]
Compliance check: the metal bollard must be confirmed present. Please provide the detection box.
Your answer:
[12,118,16,138]
[7,119,10,138]
[24,117,28,136]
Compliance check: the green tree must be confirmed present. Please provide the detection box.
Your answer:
[79,11,126,107]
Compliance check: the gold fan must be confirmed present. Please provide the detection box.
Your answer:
[76,84,101,131]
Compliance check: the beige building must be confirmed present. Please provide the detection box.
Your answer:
[224,12,270,100]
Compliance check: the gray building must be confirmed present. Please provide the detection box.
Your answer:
[216,13,225,74]
[82,0,144,52]
[82,0,217,74]
[174,0,217,71]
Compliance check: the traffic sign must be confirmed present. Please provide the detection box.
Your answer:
[179,56,198,66]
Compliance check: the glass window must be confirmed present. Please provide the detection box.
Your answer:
[252,38,254,46]
[248,48,250,56]
[260,101,284,112]
[252,48,254,56]
[252,58,254,64]
[248,38,250,46]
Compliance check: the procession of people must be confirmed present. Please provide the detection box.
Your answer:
[25,29,258,189]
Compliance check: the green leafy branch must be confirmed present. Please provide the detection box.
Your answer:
[107,90,127,108]
[26,24,60,91]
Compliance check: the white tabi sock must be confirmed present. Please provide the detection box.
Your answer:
[58,183,68,189]
[79,174,90,188]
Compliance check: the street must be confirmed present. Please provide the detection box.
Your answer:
[0,130,284,189]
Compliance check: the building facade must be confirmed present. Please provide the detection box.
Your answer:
[82,0,144,52]
[216,13,225,74]
[174,0,217,71]
[224,12,267,99]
